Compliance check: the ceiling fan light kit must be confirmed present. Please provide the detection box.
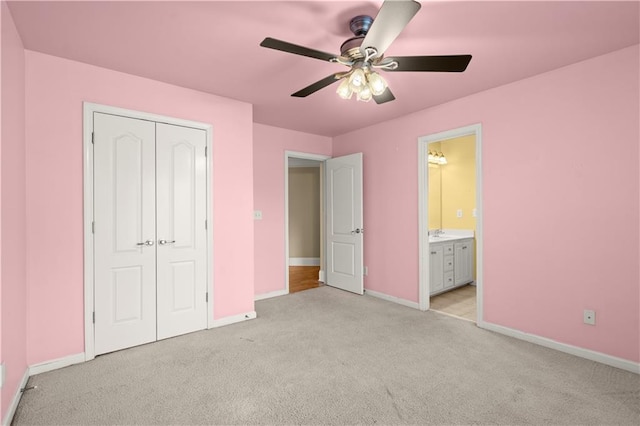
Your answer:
[260,0,472,105]
[336,65,388,102]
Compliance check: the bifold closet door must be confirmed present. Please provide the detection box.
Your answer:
[155,123,208,340]
[93,114,208,355]
[94,113,158,355]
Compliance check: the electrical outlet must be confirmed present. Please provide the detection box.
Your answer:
[472,208,477,217]
[363,266,368,276]
[583,309,596,325]
[253,210,263,220]
[456,209,463,218]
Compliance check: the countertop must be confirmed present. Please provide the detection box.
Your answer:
[428,230,474,244]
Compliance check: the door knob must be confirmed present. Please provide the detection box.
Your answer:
[351,228,364,234]
[136,240,154,246]
[158,239,176,245]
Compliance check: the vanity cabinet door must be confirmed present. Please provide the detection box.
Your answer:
[429,245,444,294]
[454,239,474,286]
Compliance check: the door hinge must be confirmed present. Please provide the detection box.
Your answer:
[91,132,95,144]
[92,311,95,324]
[91,221,95,234]
[205,219,207,230]
[205,292,209,303]
[205,146,207,157]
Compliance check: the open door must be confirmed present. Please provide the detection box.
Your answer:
[325,153,364,295]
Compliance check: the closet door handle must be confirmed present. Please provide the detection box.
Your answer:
[136,240,154,246]
[158,239,176,245]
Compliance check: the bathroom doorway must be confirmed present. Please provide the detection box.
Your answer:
[418,124,484,325]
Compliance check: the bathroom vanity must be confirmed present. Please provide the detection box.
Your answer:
[428,231,475,295]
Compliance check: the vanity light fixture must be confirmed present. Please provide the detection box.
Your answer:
[428,151,447,165]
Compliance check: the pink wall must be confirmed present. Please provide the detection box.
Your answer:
[1,1,27,420]
[24,51,255,366]
[253,123,331,297]
[333,45,640,363]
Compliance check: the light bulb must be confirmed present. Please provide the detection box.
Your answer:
[438,153,447,165]
[348,68,366,93]
[336,79,352,100]
[367,71,387,96]
[428,151,437,164]
[357,85,372,102]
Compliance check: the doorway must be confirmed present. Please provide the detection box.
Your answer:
[418,124,483,325]
[285,151,329,294]
[83,103,214,359]
[284,151,365,296]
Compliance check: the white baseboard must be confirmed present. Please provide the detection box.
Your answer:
[29,352,86,376]
[289,257,320,266]
[319,270,325,283]
[2,367,29,426]
[365,289,420,310]
[479,321,640,374]
[211,311,257,328]
[255,289,288,301]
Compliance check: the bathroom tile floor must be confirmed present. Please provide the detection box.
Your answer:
[430,284,476,322]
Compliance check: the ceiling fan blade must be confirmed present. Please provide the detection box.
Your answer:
[385,55,472,72]
[260,37,337,62]
[373,88,395,104]
[292,74,340,97]
[361,0,421,57]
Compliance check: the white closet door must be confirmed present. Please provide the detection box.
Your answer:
[155,123,208,340]
[94,113,157,355]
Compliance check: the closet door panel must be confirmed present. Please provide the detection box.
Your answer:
[93,113,157,355]
[156,123,208,340]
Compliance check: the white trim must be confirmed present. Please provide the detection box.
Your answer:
[28,353,86,376]
[255,289,288,301]
[2,368,29,426]
[83,102,214,358]
[284,151,330,296]
[417,124,483,322]
[0,363,4,388]
[319,269,326,283]
[480,322,640,374]
[211,311,257,328]
[289,257,320,266]
[365,289,421,310]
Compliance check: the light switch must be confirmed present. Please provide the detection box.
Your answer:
[456,209,463,218]
[472,208,477,217]
[253,210,263,220]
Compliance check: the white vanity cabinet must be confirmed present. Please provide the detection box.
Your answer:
[429,245,444,293]
[429,237,474,295]
[454,239,474,286]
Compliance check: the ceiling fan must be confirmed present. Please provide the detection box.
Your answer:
[260,0,472,104]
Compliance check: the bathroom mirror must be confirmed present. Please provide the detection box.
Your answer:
[427,136,476,231]
[428,159,443,230]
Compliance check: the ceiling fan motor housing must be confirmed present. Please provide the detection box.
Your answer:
[341,15,374,60]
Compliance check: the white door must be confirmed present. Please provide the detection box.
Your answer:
[156,123,208,340]
[94,113,157,355]
[94,114,208,355]
[325,153,364,295]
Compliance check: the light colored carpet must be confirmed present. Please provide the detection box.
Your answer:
[13,286,640,425]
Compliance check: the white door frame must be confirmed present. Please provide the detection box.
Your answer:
[83,102,214,361]
[418,124,484,325]
[284,151,331,294]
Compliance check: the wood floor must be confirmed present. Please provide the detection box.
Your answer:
[289,266,322,293]
[430,284,476,322]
